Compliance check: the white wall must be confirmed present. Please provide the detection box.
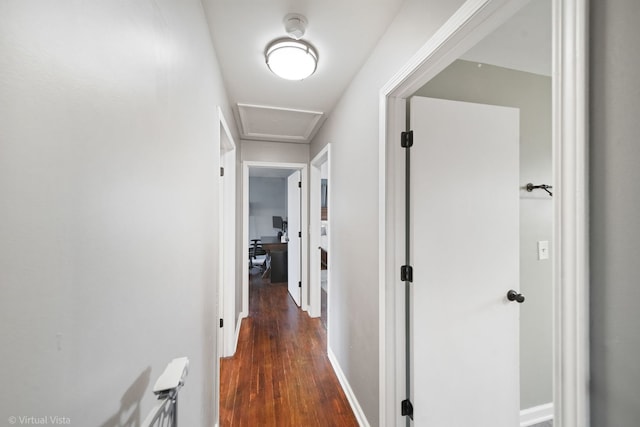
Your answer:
[241,140,310,164]
[0,1,235,425]
[249,177,287,240]
[310,1,466,424]
[414,59,553,409]
[590,1,640,425]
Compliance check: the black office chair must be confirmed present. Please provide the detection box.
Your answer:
[249,239,267,272]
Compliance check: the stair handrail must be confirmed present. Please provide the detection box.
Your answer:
[141,357,189,427]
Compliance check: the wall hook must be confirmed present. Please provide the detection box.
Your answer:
[525,183,553,196]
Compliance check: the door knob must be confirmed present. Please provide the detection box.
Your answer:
[507,290,525,303]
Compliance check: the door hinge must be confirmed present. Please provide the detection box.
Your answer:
[220,167,224,177]
[401,399,414,419]
[298,281,302,288]
[401,130,413,148]
[219,318,224,328]
[298,231,302,238]
[401,265,413,282]
[298,181,302,188]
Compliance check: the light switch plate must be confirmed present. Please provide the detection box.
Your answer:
[538,240,549,260]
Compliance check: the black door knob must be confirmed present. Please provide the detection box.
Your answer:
[507,290,525,303]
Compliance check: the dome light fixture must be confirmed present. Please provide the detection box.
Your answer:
[265,14,318,81]
[265,38,318,80]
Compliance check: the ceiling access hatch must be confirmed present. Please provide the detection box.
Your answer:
[237,103,324,144]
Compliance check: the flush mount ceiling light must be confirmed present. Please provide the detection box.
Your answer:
[265,14,318,81]
[265,39,318,80]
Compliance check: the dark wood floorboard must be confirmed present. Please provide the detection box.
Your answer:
[220,273,358,427]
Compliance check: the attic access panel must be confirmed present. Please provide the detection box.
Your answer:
[237,103,324,143]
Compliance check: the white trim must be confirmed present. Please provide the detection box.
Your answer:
[328,347,370,427]
[520,403,554,426]
[234,311,245,354]
[215,107,236,427]
[309,145,330,319]
[378,95,407,427]
[553,0,590,426]
[242,161,310,314]
[378,0,589,426]
[218,107,237,358]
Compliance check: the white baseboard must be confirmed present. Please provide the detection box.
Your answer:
[520,402,553,426]
[232,311,246,356]
[327,347,370,427]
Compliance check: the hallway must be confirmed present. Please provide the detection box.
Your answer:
[219,272,358,426]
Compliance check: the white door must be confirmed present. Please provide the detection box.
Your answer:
[409,96,520,425]
[287,170,302,306]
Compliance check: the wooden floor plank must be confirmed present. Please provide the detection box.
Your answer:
[220,273,359,426]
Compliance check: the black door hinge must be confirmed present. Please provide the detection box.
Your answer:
[298,281,302,288]
[401,399,414,419]
[401,265,413,282]
[401,130,413,148]
[220,167,224,177]
[298,181,302,188]
[298,231,302,238]
[219,318,224,328]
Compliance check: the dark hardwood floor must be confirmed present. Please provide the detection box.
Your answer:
[220,272,358,426]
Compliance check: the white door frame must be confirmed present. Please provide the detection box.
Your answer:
[242,161,309,314]
[378,0,589,426]
[309,144,331,319]
[215,107,236,427]
[219,107,237,358]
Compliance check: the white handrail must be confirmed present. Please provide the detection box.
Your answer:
[141,357,189,427]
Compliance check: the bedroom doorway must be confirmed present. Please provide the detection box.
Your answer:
[310,145,330,327]
[242,161,309,315]
[379,0,588,425]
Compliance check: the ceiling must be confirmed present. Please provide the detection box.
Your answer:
[461,0,551,76]
[202,0,550,145]
[202,0,404,143]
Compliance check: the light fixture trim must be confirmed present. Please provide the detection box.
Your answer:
[265,38,318,81]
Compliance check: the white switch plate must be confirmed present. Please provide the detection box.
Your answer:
[538,240,549,260]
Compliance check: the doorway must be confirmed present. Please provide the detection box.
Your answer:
[218,108,237,359]
[310,145,331,325]
[379,0,588,426]
[410,10,556,418]
[242,161,309,315]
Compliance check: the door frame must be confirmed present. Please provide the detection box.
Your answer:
[242,161,309,314]
[309,144,331,319]
[219,107,237,358]
[215,107,236,427]
[378,0,589,426]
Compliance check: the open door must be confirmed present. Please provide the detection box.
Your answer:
[407,96,520,425]
[287,170,302,306]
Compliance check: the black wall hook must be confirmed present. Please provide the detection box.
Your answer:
[525,183,553,196]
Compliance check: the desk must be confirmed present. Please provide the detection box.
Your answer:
[262,242,287,252]
[262,242,288,283]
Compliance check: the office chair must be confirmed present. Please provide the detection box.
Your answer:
[249,239,267,273]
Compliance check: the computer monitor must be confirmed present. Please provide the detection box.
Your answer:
[272,216,283,230]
